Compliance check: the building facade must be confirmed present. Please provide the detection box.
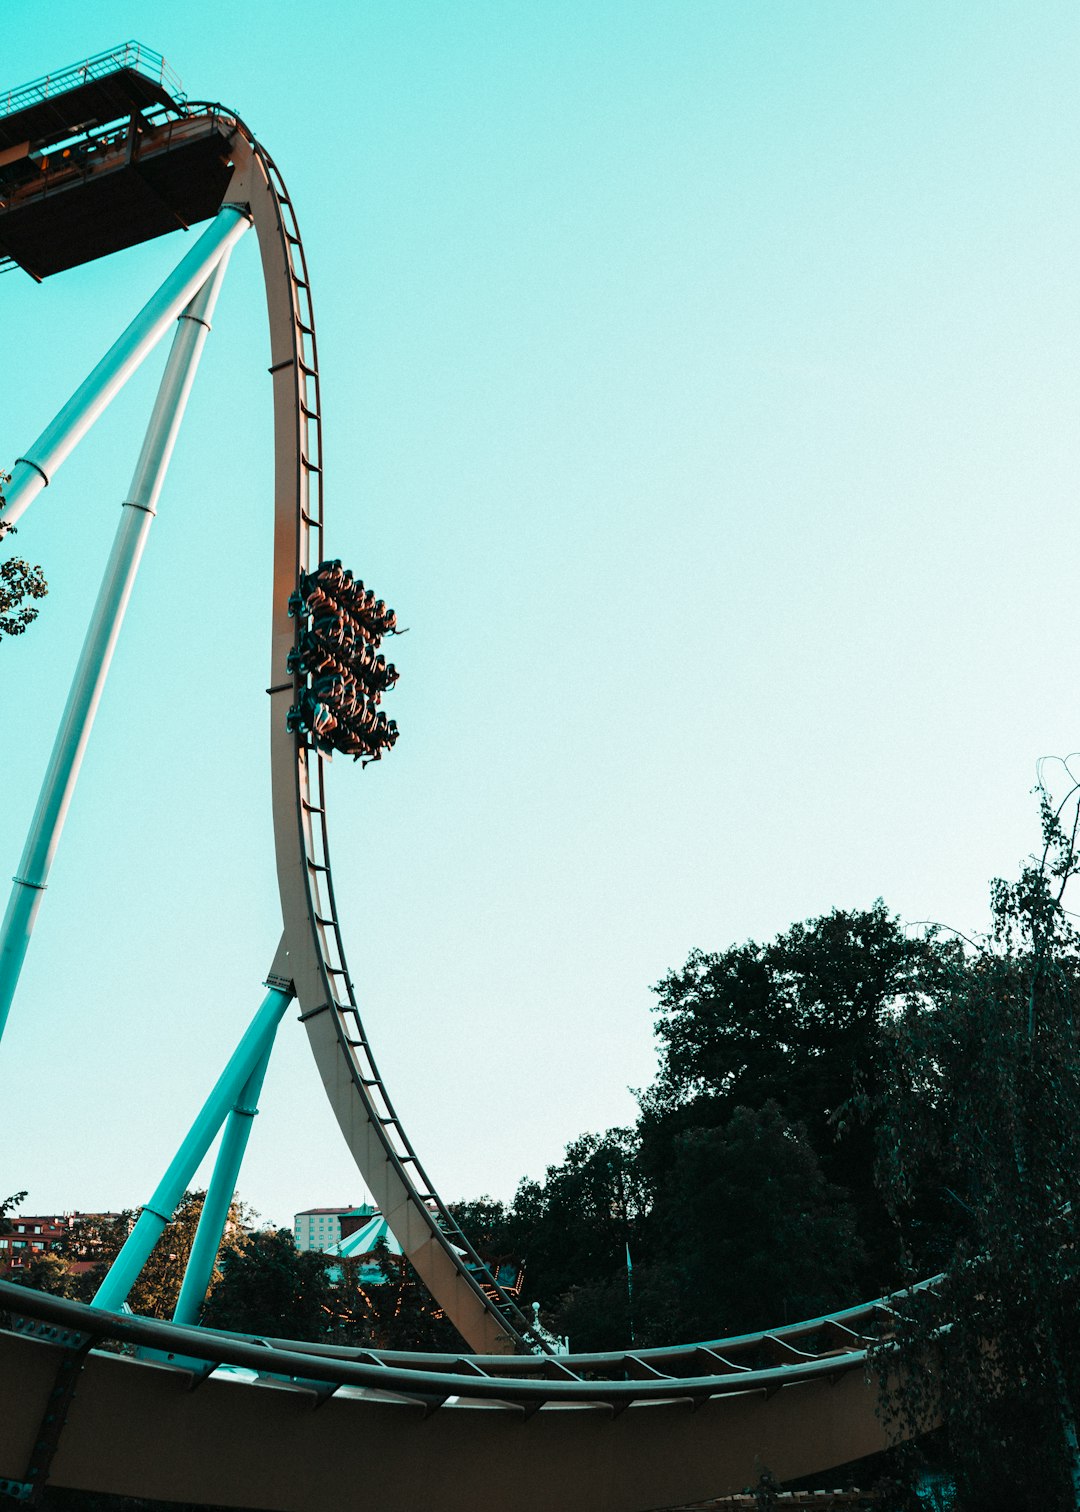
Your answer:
[293,1205,375,1252]
[0,1211,124,1275]
[0,1213,67,1272]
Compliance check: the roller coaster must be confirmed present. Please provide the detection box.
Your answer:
[0,44,913,1509]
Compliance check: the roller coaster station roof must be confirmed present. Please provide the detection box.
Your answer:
[0,43,231,278]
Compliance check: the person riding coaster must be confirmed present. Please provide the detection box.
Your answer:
[314,558,344,590]
[286,561,401,762]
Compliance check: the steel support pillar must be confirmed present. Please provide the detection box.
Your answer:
[172,1035,276,1326]
[0,204,251,530]
[0,252,238,1048]
[91,987,294,1314]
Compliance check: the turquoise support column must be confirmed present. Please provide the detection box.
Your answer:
[0,251,240,1049]
[172,1035,276,1326]
[1,204,250,529]
[91,987,293,1314]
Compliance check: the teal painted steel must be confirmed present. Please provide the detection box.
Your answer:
[172,1033,277,1326]
[91,988,293,1313]
[1,204,249,530]
[0,252,238,1048]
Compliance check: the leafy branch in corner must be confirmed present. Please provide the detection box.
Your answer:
[0,471,48,638]
[871,767,1080,1511]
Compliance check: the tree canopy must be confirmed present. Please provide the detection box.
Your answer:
[0,475,47,639]
[646,901,941,1141]
[638,902,954,1297]
[201,1227,335,1341]
[873,780,1080,1510]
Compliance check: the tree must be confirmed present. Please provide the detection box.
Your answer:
[447,1195,516,1267]
[0,1192,69,1293]
[201,1228,334,1341]
[648,902,943,1143]
[874,777,1080,1511]
[62,1191,251,1317]
[0,1193,75,1323]
[0,474,47,638]
[504,1128,650,1320]
[8,1248,76,1297]
[0,1190,27,1233]
[328,1239,464,1351]
[641,903,952,1288]
[650,1102,865,1342]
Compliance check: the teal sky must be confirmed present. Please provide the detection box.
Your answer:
[2,2,1077,1228]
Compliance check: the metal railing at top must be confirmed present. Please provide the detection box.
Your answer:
[0,106,233,211]
[0,42,185,123]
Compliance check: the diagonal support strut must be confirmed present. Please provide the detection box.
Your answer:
[0,242,244,1047]
[0,204,250,530]
[91,984,294,1315]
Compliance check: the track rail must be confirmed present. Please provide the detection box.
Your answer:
[0,1276,905,1405]
[0,1279,918,1510]
[207,117,534,1353]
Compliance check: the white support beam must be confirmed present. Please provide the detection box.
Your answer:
[0,250,239,1047]
[1,203,250,530]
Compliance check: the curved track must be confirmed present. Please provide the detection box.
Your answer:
[0,82,927,1507]
[0,1277,918,1509]
[217,120,534,1354]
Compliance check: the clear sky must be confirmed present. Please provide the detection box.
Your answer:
[1,2,1077,1229]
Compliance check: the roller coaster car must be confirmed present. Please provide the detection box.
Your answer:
[0,45,235,279]
[287,560,401,763]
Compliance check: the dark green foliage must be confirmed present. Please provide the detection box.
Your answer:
[447,1195,508,1244]
[55,1212,135,1303]
[53,1193,250,1317]
[201,1228,333,1341]
[452,908,945,1355]
[329,1238,464,1351]
[551,1259,680,1353]
[6,1248,76,1297]
[648,902,928,1130]
[0,1191,27,1234]
[508,1128,646,1306]
[481,1127,648,1349]
[652,1102,864,1340]
[642,903,953,1290]
[0,472,48,638]
[447,1195,518,1270]
[874,780,1080,1511]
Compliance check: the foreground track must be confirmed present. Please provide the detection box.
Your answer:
[0,1281,905,1510]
